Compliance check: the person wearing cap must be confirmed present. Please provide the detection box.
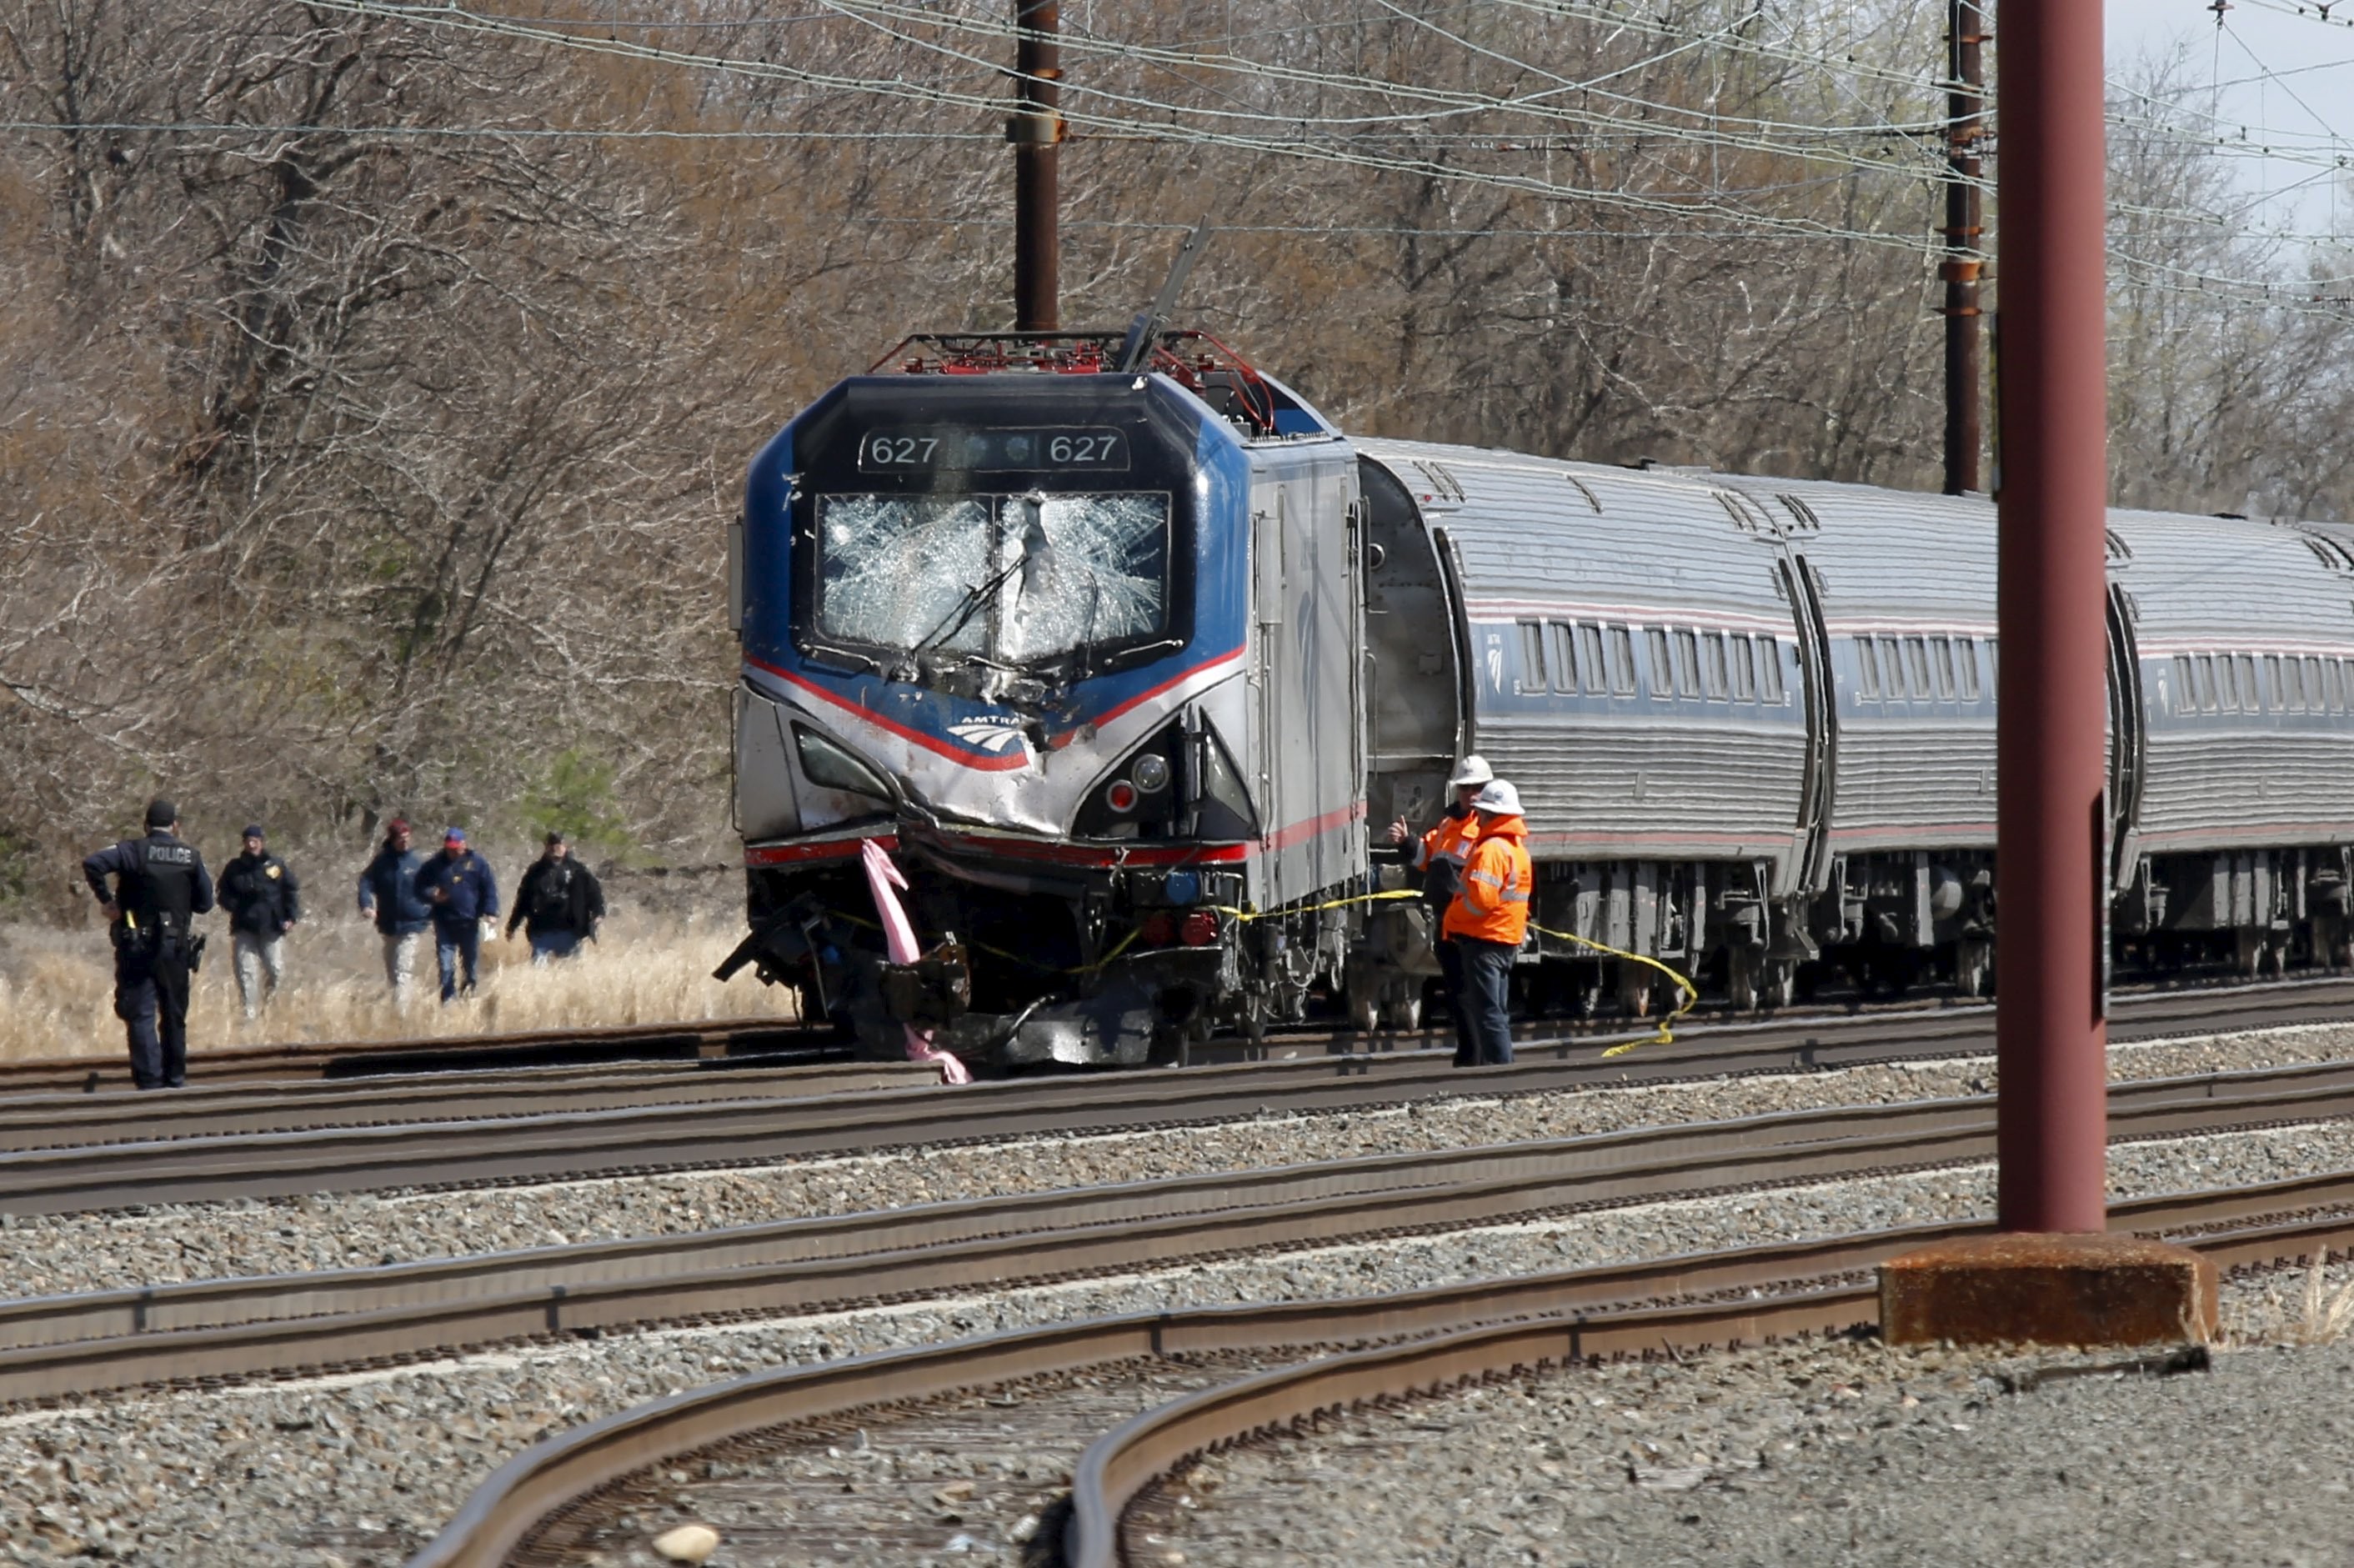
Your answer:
[1442,779,1534,1068]
[413,826,500,1002]
[1387,755,1492,1064]
[507,831,606,964]
[81,799,216,1089]
[217,824,301,1020]
[358,818,433,1009]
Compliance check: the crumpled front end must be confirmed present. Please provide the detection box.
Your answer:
[724,822,1246,1069]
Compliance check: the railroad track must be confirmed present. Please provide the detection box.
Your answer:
[10,975,2354,1213]
[408,1173,2354,1568]
[0,1014,839,1095]
[9,1060,2354,1409]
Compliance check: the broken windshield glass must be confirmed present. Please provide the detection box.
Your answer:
[815,493,1170,668]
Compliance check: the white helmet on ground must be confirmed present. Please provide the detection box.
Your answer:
[1471,779,1522,816]
[1448,754,1495,789]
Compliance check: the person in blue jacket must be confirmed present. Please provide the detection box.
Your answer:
[357,818,433,1010]
[413,825,500,1003]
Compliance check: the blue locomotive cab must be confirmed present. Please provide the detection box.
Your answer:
[725,333,1358,1066]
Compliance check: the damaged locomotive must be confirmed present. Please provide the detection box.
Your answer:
[719,325,2354,1069]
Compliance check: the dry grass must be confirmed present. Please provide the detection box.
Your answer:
[2221,1255,2354,1347]
[0,905,799,1064]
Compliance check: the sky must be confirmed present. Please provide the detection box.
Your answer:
[2105,0,2354,239]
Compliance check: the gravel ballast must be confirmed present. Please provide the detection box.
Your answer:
[6,1123,2354,1565]
[5,1024,2351,1298]
[2,1024,2353,1565]
[1157,1266,2354,1568]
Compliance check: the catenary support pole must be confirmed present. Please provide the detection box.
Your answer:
[1941,0,1986,495]
[1995,0,2109,1234]
[1011,0,1061,332]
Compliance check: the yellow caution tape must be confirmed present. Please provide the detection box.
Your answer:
[1525,922,1700,1056]
[845,882,1700,1050]
[1210,889,1700,1057]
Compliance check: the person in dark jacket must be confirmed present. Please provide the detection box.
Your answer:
[506,831,606,963]
[413,825,499,1002]
[357,818,433,1009]
[82,798,215,1090]
[217,824,300,1020]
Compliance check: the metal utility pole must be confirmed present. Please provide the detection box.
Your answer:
[1941,0,1986,495]
[1995,0,2110,1235]
[1010,0,1062,331]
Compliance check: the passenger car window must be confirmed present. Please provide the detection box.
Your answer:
[1906,637,1932,697]
[1759,637,1786,704]
[1645,628,1674,698]
[2173,656,2196,716]
[2328,658,2348,713]
[2305,656,2326,711]
[1931,637,1956,697]
[1957,639,1981,700]
[1730,634,1756,699]
[1672,629,1701,699]
[1518,621,1546,693]
[1856,637,1881,698]
[1579,623,1608,695]
[2216,655,2239,711]
[2194,655,2217,712]
[1609,625,1636,694]
[1550,623,1579,694]
[1879,635,1906,699]
[1701,633,1729,699]
[2237,654,2260,711]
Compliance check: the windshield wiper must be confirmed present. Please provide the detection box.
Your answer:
[906,551,1028,664]
[907,498,1050,667]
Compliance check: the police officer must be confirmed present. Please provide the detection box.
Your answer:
[1443,779,1533,1069]
[507,830,605,964]
[1388,755,1492,1065]
[82,798,216,1090]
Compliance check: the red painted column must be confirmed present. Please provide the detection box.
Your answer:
[1995,0,2110,1233]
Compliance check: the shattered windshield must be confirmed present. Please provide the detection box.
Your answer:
[814,493,1170,667]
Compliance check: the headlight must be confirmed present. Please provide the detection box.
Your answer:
[1132,753,1170,793]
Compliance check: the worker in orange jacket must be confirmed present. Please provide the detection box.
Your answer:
[1443,778,1533,1068]
[1388,755,1492,1063]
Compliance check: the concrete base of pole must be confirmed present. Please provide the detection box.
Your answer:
[1880,1234,2218,1348]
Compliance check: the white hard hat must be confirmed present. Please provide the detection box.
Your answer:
[1471,779,1521,815]
[1448,754,1494,789]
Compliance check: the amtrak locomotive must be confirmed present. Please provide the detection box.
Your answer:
[720,328,2354,1066]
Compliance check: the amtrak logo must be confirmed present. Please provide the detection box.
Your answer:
[947,719,1027,754]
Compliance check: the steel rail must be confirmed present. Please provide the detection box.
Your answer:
[10,968,2350,1101]
[0,1015,834,1095]
[408,1182,2354,1568]
[12,979,2354,1215]
[4,964,2335,1158]
[13,1065,2354,1405]
[0,1058,933,1154]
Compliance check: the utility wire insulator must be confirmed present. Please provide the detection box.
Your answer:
[1005,112,1065,145]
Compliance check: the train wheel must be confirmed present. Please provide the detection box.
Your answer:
[2236,928,2265,977]
[1618,965,1654,1019]
[1955,939,1991,999]
[1764,960,1797,1010]
[1343,959,1380,1033]
[1727,948,1760,1013]
[2267,937,2289,978]
[1382,989,1424,1030]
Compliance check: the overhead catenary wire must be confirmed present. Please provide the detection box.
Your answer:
[22,1,2349,318]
